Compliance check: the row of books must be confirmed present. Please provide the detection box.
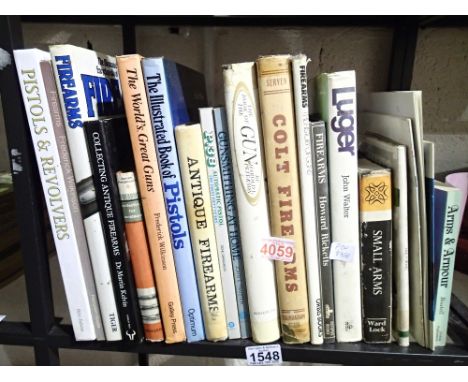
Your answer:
[13,45,465,350]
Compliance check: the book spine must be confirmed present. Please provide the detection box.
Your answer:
[13,49,100,341]
[213,106,251,339]
[222,62,280,344]
[358,165,392,343]
[292,55,323,345]
[256,55,310,344]
[316,71,362,342]
[116,171,164,342]
[49,45,122,341]
[85,120,145,342]
[200,107,241,339]
[311,121,335,343]
[360,136,410,346]
[142,58,205,342]
[433,188,462,348]
[175,123,228,342]
[117,54,186,344]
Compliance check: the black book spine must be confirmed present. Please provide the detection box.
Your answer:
[361,221,392,343]
[85,118,144,343]
[311,121,336,343]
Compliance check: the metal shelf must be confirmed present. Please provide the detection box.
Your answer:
[1,322,467,365]
[1,14,468,365]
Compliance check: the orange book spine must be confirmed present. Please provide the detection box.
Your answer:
[116,54,186,343]
[116,171,164,342]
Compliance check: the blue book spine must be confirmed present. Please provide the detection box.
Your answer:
[213,106,251,339]
[427,176,436,320]
[142,57,205,342]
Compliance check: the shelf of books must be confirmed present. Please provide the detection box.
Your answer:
[0,15,467,365]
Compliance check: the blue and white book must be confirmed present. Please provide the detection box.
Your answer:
[213,106,251,339]
[49,44,123,341]
[430,181,462,349]
[142,57,206,342]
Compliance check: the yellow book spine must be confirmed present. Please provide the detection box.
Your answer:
[175,123,228,342]
[116,54,185,344]
[256,55,310,344]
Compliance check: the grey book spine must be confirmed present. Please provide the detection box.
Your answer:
[311,121,335,342]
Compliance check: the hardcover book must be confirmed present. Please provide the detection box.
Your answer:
[116,171,164,342]
[142,57,205,342]
[213,106,251,339]
[49,44,123,340]
[13,49,103,341]
[200,107,241,339]
[361,134,410,346]
[222,61,280,344]
[257,54,310,344]
[358,158,392,343]
[292,54,323,344]
[117,54,186,344]
[310,120,335,343]
[85,116,145,343]
[175,123,228,342]
[316,70,362,342]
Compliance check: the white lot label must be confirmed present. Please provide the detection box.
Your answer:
[330,242,356,263]
[245,344,283,366]
[259,237,295,263]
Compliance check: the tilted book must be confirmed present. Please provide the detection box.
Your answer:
[13,49,103,341]
[292,54,323,344]
[116,171,164,342]
[213,106,251,339]
[361,134,410,346]
[175,123,228,342]
[316,70,362,342]
[359,111,424,346]
[200,107,241,339]
[358,158,392,343]
[257,55,310,344]
[117,54,186,344]
[142,57,205,342]
[223,61,280,344]
[430,181,462,349]
[310,120,335,343]
[85,117,145,343]
[49,44,123,340]
[360,92,428,346]
[429,181,462,350]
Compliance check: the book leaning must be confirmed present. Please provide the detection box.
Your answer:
[13,49,103,340]
[49,44,123,340]
[316,70,362,342]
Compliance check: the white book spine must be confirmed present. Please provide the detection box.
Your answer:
[223,62,280,344]
[13,49,99,340]
[292,55,323,344]
[49,45,122,341]
[317,70,362,342]
[199,107,241,339]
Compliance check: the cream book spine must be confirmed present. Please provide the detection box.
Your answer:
[175,123,228,342]
[256,55,310,344]
[223,62,280,344]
